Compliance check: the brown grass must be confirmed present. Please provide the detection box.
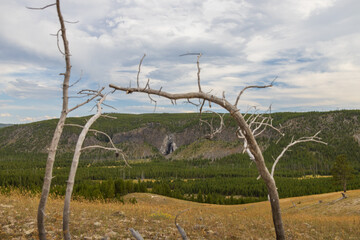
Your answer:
[1,190,360,239]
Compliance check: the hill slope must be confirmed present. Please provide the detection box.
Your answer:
[1,110,360,172]
[1,190,359,239]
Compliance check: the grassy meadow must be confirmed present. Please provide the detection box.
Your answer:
[1,190,359,239]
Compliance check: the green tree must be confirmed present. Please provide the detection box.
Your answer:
[331,155,354,192]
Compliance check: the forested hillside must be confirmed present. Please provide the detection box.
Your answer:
[1,110,360,167]
[0,110,359,203]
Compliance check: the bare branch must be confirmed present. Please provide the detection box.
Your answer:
[64,20,79,24]
[143,78,150,90]
[26,3,56,10]
[199,99,206,113]
[65,123,130,168]
[179,52,201,56]
[69,70,83,88]
[102,114,117,119]
[187,98,201,107]
[200,111,225,140]
[102,102,117,111]
[68,87,105,112]
[234,76,277,107]
[78,88,103,95]
[271,131,327,177]
[53,29,65,56]
[243,105,257,119]
[137,54,146,88]
[82,146,129,167]
[148,93,157,112]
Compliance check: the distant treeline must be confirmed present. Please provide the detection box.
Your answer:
[1,153,359,204]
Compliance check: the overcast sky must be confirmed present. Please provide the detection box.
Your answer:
[1,0,359,124]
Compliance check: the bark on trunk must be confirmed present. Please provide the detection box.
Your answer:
[37,114,67,240]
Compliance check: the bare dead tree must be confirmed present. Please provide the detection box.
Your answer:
[28,1,102,239]
[199,111,225,140]
[62,91,127,240]
[109,54,326,240]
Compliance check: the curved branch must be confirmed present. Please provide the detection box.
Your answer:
[26,3,56,10]
[55,29,65,56]
[65,123,130,167]
[271,131,327,177]
[234,77,277,107]
[63,94,107,240]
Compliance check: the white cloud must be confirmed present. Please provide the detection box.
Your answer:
[0,0,359,124]
[0,113,11,117]
[20,115,57,123]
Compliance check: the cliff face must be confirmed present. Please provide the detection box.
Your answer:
[110,121,240,159]
[1,111,360,161]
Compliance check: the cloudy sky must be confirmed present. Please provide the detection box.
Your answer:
[0,0,359,124]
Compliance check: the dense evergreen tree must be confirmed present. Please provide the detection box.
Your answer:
[331,154,354,192]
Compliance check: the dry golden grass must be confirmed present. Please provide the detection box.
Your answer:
[1,190,360,239]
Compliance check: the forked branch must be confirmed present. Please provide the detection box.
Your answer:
[68,87,105,112]
[271,131,327,177]
[65,123,129,167]
[200,111,225,140]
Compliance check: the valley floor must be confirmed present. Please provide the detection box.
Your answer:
[1,190,360,239]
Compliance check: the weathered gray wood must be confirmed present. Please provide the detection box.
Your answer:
[63,94,106,240]
[37,1,71,239]
[130,228,144,240]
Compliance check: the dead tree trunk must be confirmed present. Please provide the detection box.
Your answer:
[37,1,71,239]
[63,93,106,240]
